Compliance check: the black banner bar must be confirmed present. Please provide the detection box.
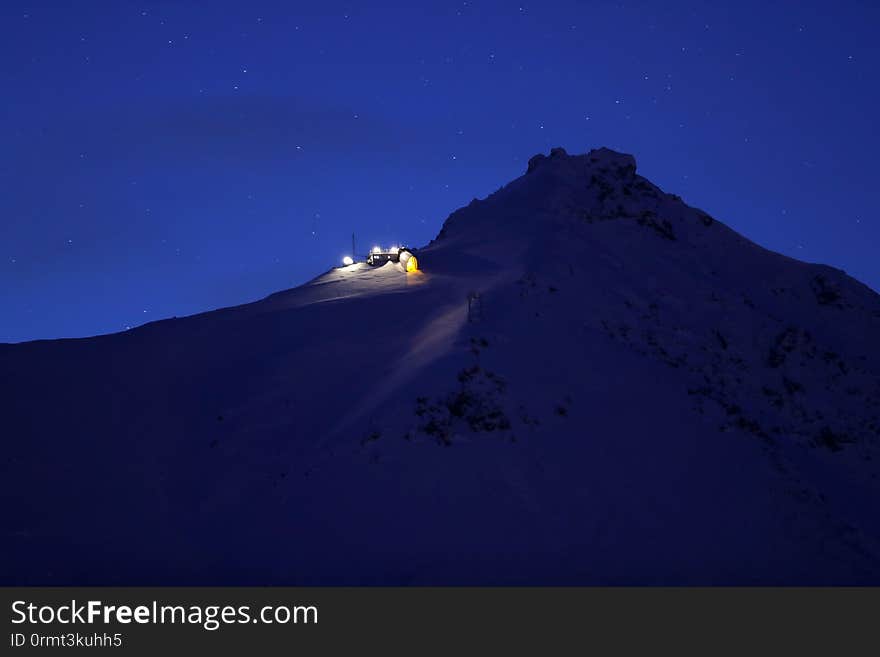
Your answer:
[2,587,876,654]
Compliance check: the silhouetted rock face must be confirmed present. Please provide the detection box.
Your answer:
[526,152,547,174]
[587,146,636,172]
[526,146,637,180]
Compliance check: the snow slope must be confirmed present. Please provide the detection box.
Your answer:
[2,146,879,584]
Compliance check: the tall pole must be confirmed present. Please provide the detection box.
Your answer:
[352,233,356,261]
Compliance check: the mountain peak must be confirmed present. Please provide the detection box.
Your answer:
[436,145,645,245]
[526,146,637,177]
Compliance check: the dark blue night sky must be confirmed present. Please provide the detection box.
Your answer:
[2,1,877,343]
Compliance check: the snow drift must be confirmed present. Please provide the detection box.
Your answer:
[2,146,879,584]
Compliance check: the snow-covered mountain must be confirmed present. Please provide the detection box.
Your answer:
[3,146,879,584]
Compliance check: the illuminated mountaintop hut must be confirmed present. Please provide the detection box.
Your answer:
[367,246,419,272]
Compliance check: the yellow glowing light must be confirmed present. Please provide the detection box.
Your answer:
[342,256,354,266]
[406,254,419,272]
